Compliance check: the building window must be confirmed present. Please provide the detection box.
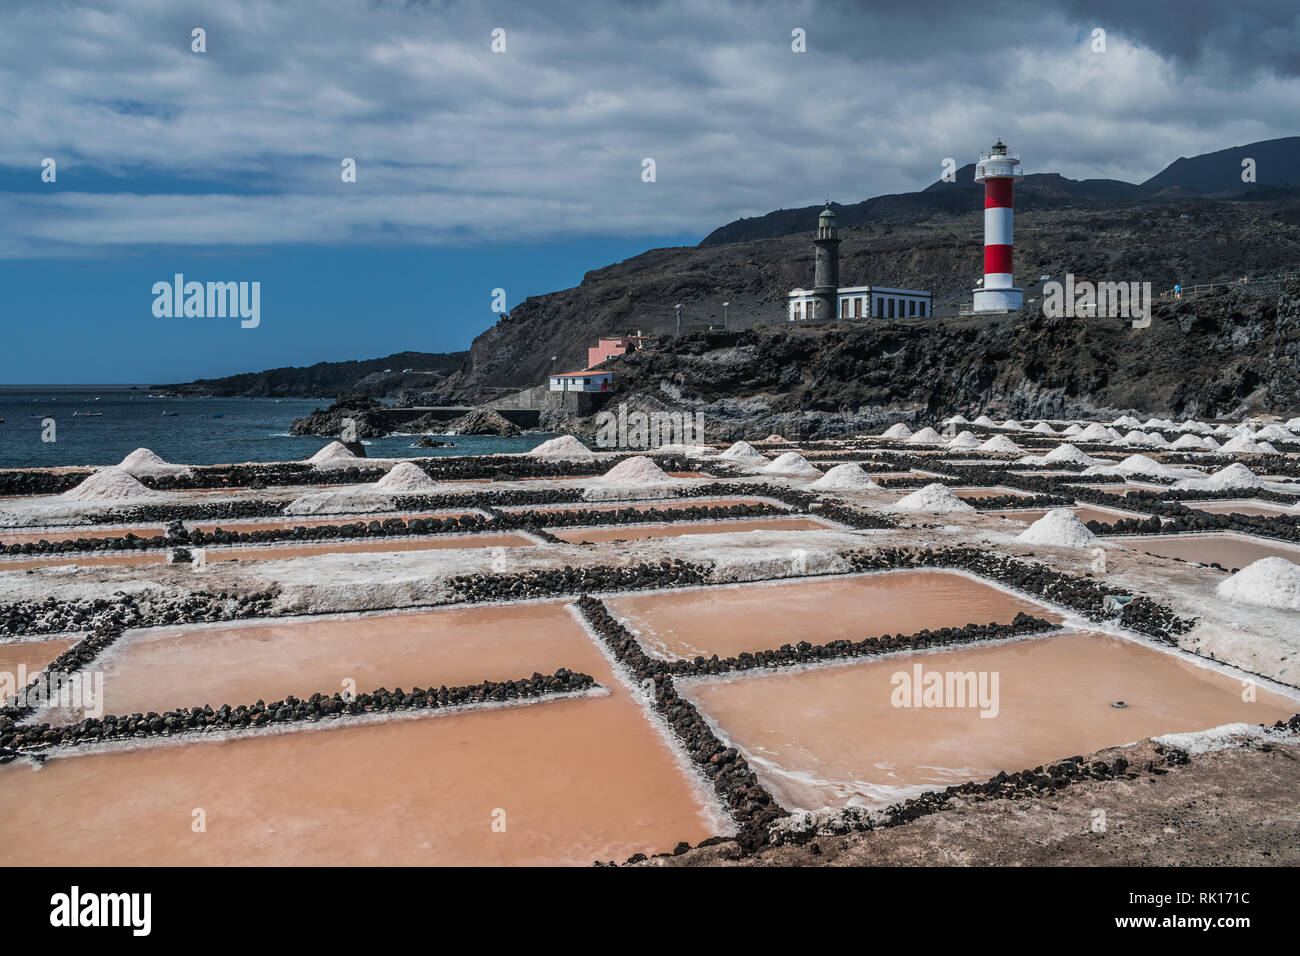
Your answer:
[855,298,863,317]
[909,300,916,316]
[920,301,928,317]
[841,298,849,318]
[887,298,895,318]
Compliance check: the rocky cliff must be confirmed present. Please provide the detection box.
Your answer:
[558,283,1300,440]
[438,197,1300,405]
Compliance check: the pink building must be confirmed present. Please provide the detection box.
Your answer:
[586,334,648,369]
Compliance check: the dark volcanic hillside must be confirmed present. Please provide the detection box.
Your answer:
[438,197,1300,402]
[574,282,1300,440]
[152,350,467,397]
[1144,136,1300,195]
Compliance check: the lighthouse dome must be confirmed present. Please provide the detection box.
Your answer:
[818,203,837,223]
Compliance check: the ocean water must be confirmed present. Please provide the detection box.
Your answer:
[0,387,550,469]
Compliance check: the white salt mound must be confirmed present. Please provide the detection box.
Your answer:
[1016,508,1097,548]
[61,468,153,502]
[1000,419,1025,430]
[881,423,913,440]
[977,434,1023,454]
[891,483,975,513]
[1075,423,1112,442]
[374,462,438,492]
[1062,424,1083,436]
[1121,430,1159,446]
[719,440,768,463]
[308,441,359,463]
[763,434,788,444]
[972,415,998,428]
[945,430,981,449]
[1116,454,1180,478]
[600,456,675,484]
[1286,417,1300,432]
[1255,424,1294,442]
[115,447,190,476]
[1205,462,1264,490]
[1170,433,1207,450]
[1217,557,1300,611]
[119,447,168,468]
[1031,421,1057,435]
[761,452,823,478]
[905,426,943,445]
[809,463,877,491]
[942,414,969,426]
[1043,443,1101,466]
[1221,434,1270,454]
[528,435,595,460]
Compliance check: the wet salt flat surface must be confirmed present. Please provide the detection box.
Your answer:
[1115,532,1300,568]
[681,631,1298,811]
[0,692,718,866]
[1181,500,1299,518]
[607,570,1061,661]
[83,602,610,719]
[549,516,830,544]
[0,637,77,679]
[986,505,1150,525]
[0,599,725,865]
[0,532,536,572]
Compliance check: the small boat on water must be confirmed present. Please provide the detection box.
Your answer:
[73,411,103,417]
[161,410,178,417]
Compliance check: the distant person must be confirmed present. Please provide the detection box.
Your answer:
[1174,283,1182,298]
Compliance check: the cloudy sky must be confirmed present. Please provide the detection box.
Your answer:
[2,0,1298,382]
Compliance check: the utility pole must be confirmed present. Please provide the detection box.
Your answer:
[723,300,729,329]
[675,303,682,336]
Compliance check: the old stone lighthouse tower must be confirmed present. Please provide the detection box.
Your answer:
[811,202,840,320]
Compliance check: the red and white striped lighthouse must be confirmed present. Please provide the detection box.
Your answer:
[972,140,1024,312]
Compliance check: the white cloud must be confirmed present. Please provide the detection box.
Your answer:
[2,0,1298,256]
